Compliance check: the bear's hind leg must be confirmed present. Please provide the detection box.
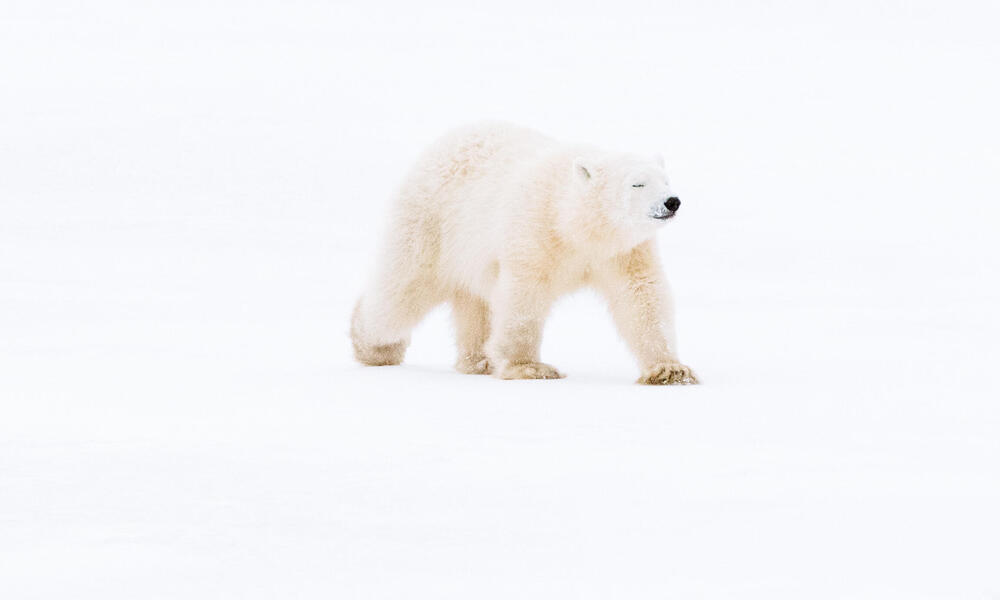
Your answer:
[351,300,408,366]
[351,278,443,367]
[351,205,446,367]
[451,290,492,374]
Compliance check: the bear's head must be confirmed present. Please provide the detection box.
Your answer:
[565,153,682,250]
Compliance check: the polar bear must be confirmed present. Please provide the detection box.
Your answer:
[351,122,698,385]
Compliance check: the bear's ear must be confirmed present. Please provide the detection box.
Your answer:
[653,153,665,168]
[573,158,592,180]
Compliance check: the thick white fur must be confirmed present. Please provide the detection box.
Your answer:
[351,122,698,384]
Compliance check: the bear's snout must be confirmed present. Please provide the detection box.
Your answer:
[664,197,681,212]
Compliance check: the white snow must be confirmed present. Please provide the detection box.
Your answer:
[2,1,999,598]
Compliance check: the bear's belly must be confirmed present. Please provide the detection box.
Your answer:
[439,246,500,300]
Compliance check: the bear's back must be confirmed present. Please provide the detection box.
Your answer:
[412,121,555,190]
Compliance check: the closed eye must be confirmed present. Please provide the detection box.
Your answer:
[632,183,645,188]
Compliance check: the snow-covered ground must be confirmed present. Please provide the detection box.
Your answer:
[2,1,999,597]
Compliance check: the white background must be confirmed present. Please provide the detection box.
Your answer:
[2,1,999,597]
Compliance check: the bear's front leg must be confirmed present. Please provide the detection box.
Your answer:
[486,270,564,380]
[637,362,699,385]
[594,241,699,385]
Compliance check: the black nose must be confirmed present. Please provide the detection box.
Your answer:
[665,197,681,212]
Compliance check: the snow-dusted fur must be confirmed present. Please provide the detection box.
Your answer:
[351,122,698,384]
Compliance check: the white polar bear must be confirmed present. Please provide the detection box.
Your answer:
[351,122,698,385]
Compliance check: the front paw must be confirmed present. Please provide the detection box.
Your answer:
[639,362,699,385]
[456,354,493,375]
[498,361,565,380]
